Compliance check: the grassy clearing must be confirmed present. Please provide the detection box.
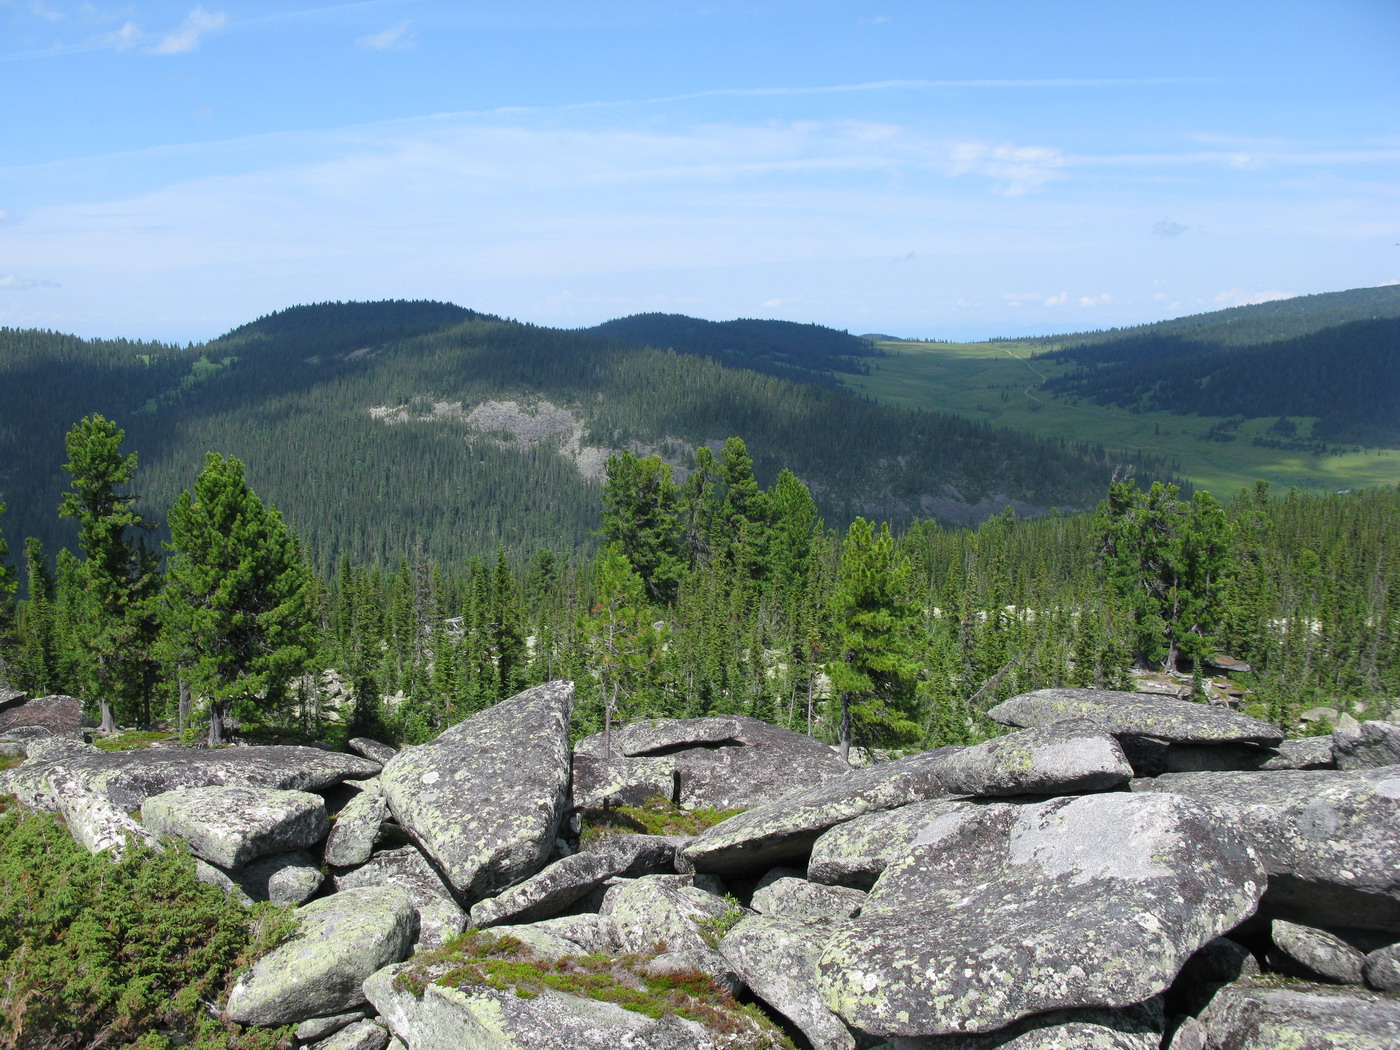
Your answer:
[843,340,1398,497]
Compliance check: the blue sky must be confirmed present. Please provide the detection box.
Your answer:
[3,0,1398,344]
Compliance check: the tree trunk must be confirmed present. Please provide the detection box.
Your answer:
[206,699,226,747]
[177,676,190,732]
[838,691,852,765]
[98,698,117,735]
[603,680,618,761]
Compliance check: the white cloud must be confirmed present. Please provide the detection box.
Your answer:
[1078,293,1113,306]
[1209,288,1296,308]
[105,20,142,50]
[0,274,61,290]
[150,6,227,54]
[1043,292,1068,306]
[356,23,413,51]
[1152,220,1187,238]
[949,141,1063,195]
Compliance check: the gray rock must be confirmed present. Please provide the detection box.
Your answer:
[683,748,952,876]
[719,915,856,1050]
[750,871,866,923]
[1269,919,1365,984]
[933,719,1132,796]
[1134,765,1400,931]
[48,768,159,858]
[1334,720,1400,770]
[1163,1015,1207,1050]
[643,947,745,998]
[574,716,850,811]
[141,785,328,868]
[8,743,380,810]
[294,1010,367,1043]
[1173,937,1260,991]
[989,688,1283,745]
[881,998,1164,1049]
[528,913,620,954]
[1364,942,1400,991]
[815,792,1266,1038]
[1195,979,1400,1048]
[348,736,398,764]
[469,833,680,927]
[224,885,417,1026]
[0,694,92,740]
[808,798,970,889]
[195,850,323,906]
[364,962,739,1050]
[603,874,738,955]
[1260,735,1335,770]
[379,680,573,902]
[324,787,388,867]
[334,843,466,950]
[308,1019,389,1050]
[25,735,100,762]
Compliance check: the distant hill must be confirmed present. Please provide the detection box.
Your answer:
[0,302,1174,569]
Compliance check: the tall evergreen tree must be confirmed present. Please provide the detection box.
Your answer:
[163,453,315,745]
[600,452,683,604]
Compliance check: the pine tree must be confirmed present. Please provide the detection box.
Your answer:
[0,503,17,673]
[163,453,314,745]
[600,452,683,604]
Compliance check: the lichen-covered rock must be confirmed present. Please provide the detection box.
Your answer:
[141,785,329,868]
[683,749,952,876]
[224,885,417,1026]
[334,843,467,950]
[364,962,738,1050]
[195,850,323,905]
[1333,720,1400,770]
[574,716,850,811]
[933,719,1132,797]
[323,786,388,867]
[348,736,398,764]
[816,792,1266,1038]
[1268,919,1366,984]
[719,915,856,1050]
[379,680,573,902]
[1133,765,1400,931]
[603,874,737,955]
[879,998,1165,1049]
[528,913,620,955]
[294,1011,367,1044]
[1260,735,1335,770]
[6,743,379,810]
[988,688,1283,745]
[1364,942,1400,991]
[808,798,969,889]
[469,833,680,927]
[47,768,159,858]
[750,870,866,923]
[1194,979,1400,1048]
[0,694,92,741]
[309,1019,390,1050]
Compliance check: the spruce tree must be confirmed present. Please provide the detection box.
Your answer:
[163,453,314,745]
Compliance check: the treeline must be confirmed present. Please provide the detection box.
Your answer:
[2,416,1395,755]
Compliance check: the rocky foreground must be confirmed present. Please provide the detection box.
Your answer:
[3,683,1400,1049]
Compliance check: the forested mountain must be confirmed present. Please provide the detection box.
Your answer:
[0,302,1173,570]
[1026,283,1400,349]
[1039,318,1400,446]
[582,313,878,386]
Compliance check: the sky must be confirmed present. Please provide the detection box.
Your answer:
[2,0,1399,344]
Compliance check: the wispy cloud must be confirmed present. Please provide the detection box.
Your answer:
[150,5,227,54]
[1152,220,1188,238]
[0,274,61,290]
[356,22,412,50]
[949,141,1064,195]
[1210,288,1296,308]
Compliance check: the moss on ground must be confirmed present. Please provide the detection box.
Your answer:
[578,796,743,846]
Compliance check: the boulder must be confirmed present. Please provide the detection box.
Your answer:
[364,963,741,1050]
[933,719,1132,796]
[308,1019,389,1050]
[750,870,866,923]
[1133,765,1400,931]
[683,748,952,875]
[141,785,329,868]
[323,786,388,867]
[878,998,1165,1049]
[195,850,323,906]
[0,694,92,740]
[379,680,573,902]
[48,768,159,858]
[348,736,398,764]
[573,716,850,811]
[602,874,738,955]
[1333,720,1400,770]
[294,1011,367,1043]
[1260,735,1335,770]
[224,885,417,1026]
[719,915,856,1050]
[1364,942,1400,991]
[469,833,681,927]
[1268,919,1365,984]
[815,792,1266,1038]
[643,947,745,998]
[988,688,1283,745]
[334,843,467,950]
[808,798,970,889]
[8,743,379,810]
[1195,979,1400,1048]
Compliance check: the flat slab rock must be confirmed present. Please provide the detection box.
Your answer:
[683,748,954,875]
[380,680,574,902]
[1134,765,1400,932]
[1333,720,1400,770]
[142,785,329,868]
[877,999,1165,1049]
[933,719,1132,797]
[1195,979,1400,1049]
[808,798,973,890]
[7,743,380,810]
[815,792,1266,1038]
[988,688,1284,746]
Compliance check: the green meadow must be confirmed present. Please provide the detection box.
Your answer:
[842,340,1398,498]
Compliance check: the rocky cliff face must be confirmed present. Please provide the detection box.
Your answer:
[4,685,1400,1049]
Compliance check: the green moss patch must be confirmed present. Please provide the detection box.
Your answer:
[93,730,177,752]
[396,929,793,1048]
[578,796,743,847]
